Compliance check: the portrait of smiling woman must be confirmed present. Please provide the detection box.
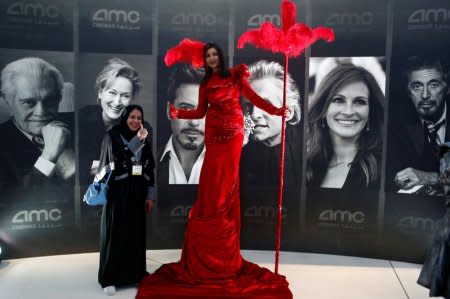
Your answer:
[78,58,145,227]
[306,64,385,190]
[79,58,141,176]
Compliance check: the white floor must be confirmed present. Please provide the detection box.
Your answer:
[0,249,438,299]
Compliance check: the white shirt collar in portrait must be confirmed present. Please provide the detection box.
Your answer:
[160,135,205,184]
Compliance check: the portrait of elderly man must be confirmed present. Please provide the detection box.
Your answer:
[158,64,205,185]
[386,56,450,194]
[240,60,302,185]
[0,57,75,203]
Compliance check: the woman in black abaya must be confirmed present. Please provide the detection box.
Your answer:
[95,104,155,296]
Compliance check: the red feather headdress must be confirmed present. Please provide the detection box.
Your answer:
[164,38,206,68]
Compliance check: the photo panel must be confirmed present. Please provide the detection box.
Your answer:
[384,0,450,261]
[154,0,230,248]
[233,54,305,251]
[305,56,386,257]
[77,52,155,235]
[305,0,388,258]
[232,0,307,252]
[0,48,75,258]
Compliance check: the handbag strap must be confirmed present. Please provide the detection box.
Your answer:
[104,168,112,183]
[104,137,114,184]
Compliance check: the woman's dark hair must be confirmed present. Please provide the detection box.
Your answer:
[202,42,229,85]
[120,104,144,131]
[306,64,385,187]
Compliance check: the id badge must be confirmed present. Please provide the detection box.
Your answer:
[132,164,143,176]
[91,160,100,170]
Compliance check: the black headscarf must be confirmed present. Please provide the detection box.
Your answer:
[117,104,144,141]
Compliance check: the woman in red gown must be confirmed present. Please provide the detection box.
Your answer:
[136,43,293,299]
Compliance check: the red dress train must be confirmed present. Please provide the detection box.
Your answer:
[136,65,293,299]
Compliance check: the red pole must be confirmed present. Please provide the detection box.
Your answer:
[275,53,288,274]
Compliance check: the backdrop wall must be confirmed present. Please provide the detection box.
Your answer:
[0,0,449,262]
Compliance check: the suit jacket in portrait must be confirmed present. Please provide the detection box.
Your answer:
[240,124,302,186]
[0,113,75,207]
[78,105,108,188]
[386,102,450,192]
[157,146,170,186]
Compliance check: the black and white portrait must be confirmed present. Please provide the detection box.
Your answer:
[77,53,154,226]
[306,57,385,190]
[0,53,75,206]
[158,64,205,185]
[240,59,302,186]
[386,56,450,195]
[78,57,144,188]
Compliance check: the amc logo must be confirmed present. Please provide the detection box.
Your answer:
[170,205,192,217]
[408,8,450,24]
[171,13,216,26]
[12,209,62,224]
[326,12,374,26]
[397,216,440,232]
[93,9,140,24]
[7,2,59,18]
[244,206,287,218]
[247,14,281,27]
[319,209,365,224]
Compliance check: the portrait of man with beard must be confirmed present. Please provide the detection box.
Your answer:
[387,56,450,194]
[158,64,205,184]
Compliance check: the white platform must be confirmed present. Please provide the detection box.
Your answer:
[0,249,438,299]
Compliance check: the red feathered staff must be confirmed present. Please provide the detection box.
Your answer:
[238,0,334,274]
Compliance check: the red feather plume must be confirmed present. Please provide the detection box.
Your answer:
[282,0,296,33]
[237,0,335,57]
[164,38,205,68]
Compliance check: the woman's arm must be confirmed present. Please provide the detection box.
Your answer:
[169,85,207,119]
[144,141,156,213]
[240,77,284,116]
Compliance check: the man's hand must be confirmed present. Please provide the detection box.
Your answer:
[395,167,439,189]
[242,113,254,148]
[137,124,148,141]
[145,199,155,213]
[40,121,70,162]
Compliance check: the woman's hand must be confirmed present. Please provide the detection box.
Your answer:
[275,106,289,117]
[145,199,155,213]
[168,102,179,120]
[137,124,148,141]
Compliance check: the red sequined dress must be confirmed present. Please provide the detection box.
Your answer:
[136,65,293,299]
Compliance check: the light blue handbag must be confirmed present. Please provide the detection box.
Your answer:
[83,170,112,206]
